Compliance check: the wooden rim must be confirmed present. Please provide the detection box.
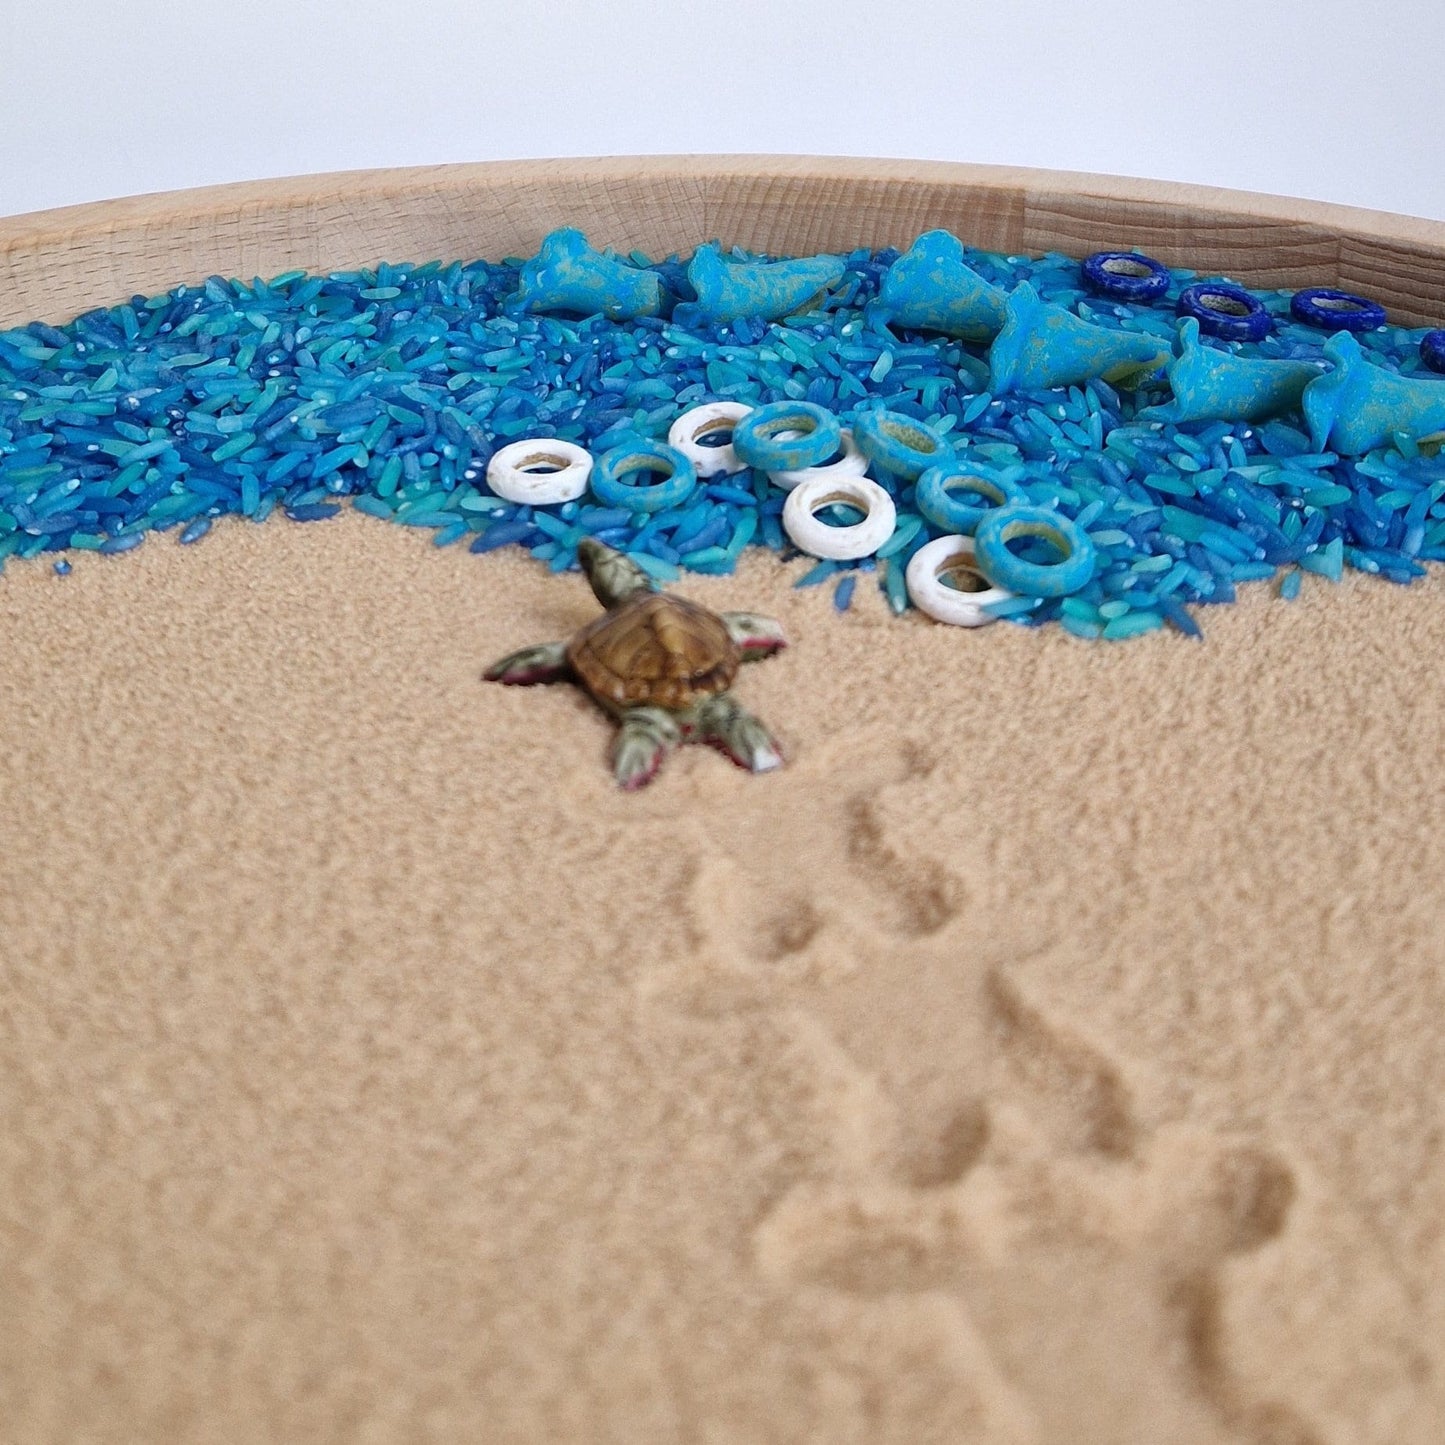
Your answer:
[2,155,1444,328]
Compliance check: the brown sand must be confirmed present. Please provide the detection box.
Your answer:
[1,510,1442,1444]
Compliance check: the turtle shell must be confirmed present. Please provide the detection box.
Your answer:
[567,592,741,711]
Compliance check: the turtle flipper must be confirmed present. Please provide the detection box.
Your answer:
[483,641,570,685]
[721,611,788,659]
[697,693,783,774]
[613,706,682,791]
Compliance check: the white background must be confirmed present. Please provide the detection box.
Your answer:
[2,0,1442,222]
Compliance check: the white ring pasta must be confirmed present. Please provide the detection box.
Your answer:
[667,402,753,477]
[767,427,869,491]
[486,438,593,504]
[782,473,897,560]
[905,534,1013,626]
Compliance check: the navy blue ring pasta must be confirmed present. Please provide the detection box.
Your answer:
[1421,329,1445,374]
[974,505,1096,598]
[731,401,842,472]
[1176,282,1272,343]
[1081,251,1171,304]
[1289,287,1386,332]
[591,437,697,512]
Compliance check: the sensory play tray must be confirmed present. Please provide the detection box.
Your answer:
[3,159,1444,1443]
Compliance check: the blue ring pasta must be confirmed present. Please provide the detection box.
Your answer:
[974,504,1096,597]
[1289,287,1386,332]
[1176,282,1272,343]
[1419,330,1445,374]
[916,462,1023,535]
[591,437,697,513]
[852,408,951,481]
[1081,251,1171,304]
[731,401,842,472]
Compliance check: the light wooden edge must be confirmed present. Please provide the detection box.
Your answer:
[3,154,1444,328]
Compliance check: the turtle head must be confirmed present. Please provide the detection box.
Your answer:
[578,538,654,608]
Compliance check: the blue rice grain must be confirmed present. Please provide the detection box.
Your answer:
[285,502,341,522]
[795,559,839,588]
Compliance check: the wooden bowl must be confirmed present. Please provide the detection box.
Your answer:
[5,161,1444,1443]
[3,155,1443,329]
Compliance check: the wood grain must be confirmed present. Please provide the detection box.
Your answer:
[2,155,1444,328]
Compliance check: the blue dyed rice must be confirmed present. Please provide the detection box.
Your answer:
[3,243,1444,641]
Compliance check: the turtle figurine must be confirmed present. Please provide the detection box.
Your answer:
[484,538,788,790]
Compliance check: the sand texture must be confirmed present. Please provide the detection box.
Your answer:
[1,511,1443,1444]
